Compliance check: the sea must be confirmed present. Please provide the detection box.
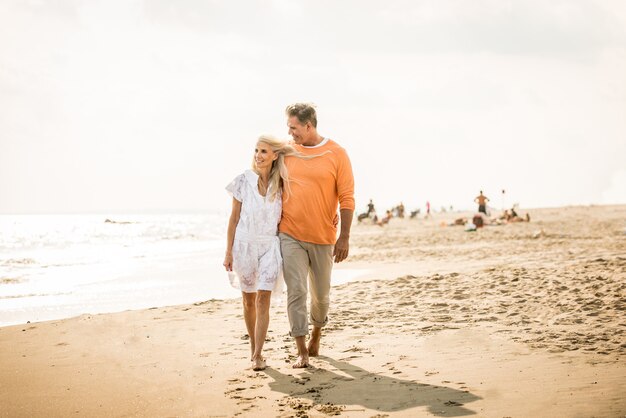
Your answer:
[0,212,364,327]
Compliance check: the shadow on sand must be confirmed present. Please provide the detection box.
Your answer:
[265,355,481,416]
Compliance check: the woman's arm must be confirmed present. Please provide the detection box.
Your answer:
[223,197,242,271]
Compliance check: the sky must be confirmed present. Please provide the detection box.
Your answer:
[1,0,625,214]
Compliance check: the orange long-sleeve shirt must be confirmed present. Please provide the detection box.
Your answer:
[279,139,355,245]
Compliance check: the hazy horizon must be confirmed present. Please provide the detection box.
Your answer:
[1,0,625,215]
[2,202,626,217]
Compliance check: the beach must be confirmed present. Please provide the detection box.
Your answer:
[1,204,624,417]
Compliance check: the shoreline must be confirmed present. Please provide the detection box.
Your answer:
[0,256,521,329]
[0,262,376,329]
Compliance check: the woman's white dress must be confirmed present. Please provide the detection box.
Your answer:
[226,170,283,293]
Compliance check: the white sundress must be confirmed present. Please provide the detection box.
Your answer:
[226,170,284,294]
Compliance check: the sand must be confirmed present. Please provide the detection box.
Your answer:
[1,204,624,417]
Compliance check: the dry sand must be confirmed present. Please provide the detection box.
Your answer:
[1,205,624,417]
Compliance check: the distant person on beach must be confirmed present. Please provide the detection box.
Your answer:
[450,217,468,226]
[358,199,376,223]
[223,135,320,371]
[280,103,355,368]
[493,206,531,224]
[377,210,393,226]
[507,206,531,223]
[367,199,375,215]
[473,213,486,228]
[474,191,489,214]
[396,202,405,218]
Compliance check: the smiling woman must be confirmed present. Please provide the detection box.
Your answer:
[223,135,291,371]
[251,136,281,201]
[253,142,276,196]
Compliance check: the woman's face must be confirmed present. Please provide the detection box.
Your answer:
[254,141,277,171]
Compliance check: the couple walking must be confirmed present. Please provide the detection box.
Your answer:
[223,103,355,371]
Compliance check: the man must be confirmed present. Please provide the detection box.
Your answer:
[474,190,489,214]
[367,199,375,215]
[279,103,355,368]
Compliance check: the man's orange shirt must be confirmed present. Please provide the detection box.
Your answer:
[279,139,355,245]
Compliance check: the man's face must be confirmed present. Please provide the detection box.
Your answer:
[287,116,309,145]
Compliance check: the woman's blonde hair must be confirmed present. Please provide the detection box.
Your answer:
[251,135,325,202]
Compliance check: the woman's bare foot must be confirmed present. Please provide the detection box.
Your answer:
[292,355,309,368]
[251,356,266,371]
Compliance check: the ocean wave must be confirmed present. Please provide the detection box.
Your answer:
[0,291,69,300]
[0,213,225,251]
[2,258,37,266]
[1,277,24,284]
[104,219,137,225]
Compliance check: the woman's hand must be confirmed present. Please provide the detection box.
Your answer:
[224,198,241,273]
[223,253,233,271]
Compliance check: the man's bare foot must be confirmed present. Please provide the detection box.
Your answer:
[307,328,321,357]
[251,356,266,371]
[292,355,309,368]
[307,341,320,357]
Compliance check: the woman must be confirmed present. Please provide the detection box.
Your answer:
[223,135,313,371]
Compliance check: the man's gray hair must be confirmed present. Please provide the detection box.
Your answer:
[285,103,317,128]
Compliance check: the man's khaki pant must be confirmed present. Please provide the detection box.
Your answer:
[279,233,334,337]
